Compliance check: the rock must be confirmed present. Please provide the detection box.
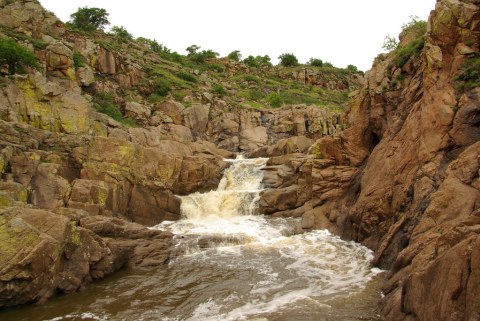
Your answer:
[155,100,185,125]
[239,126,268,151]
[30,162,71,209]
[76,66,95,87]
[127,186,180,225]
[183,104,209,138]
[0,207,173,308]
[124,101,151,125]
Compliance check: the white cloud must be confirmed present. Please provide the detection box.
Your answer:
[38,0,436,71]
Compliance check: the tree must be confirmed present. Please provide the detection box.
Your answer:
[278,53,299,67]
[382,35,398,51]
[186,45,200,55]
[227,50,242,61]
[110,26,132,40]
[69,7,110,32]
[308,58,323,67]
[242,55,272,68]
[346,64,359,73]
[0,39,39,75]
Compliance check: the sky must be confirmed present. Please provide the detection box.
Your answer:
[38,0,437,71]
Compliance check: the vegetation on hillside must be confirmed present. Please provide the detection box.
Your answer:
[455,53,480,92]
[68,7,110,33]
[0,39,39,75]
[382,16,427,68]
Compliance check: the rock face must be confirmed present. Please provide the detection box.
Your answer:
[258,0,480,320]
[0,207,172,308]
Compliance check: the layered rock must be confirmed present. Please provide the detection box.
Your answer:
[0,207,172,308]
[258,1,480,320]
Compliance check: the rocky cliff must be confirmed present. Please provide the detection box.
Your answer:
[0,0,355,307]
[261,0,479,320]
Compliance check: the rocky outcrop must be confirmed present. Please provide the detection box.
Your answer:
[259,1,480,320]
[0,207,172,308]
[258,1,479,319]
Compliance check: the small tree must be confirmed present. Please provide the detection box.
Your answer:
[186,44,200,55]
[346,64,359,73]
[266,92,283,108]
[110,26,132,40]
[278,53,299,67]
[382,35,398,51]
[0,39,39,75]
[227,50,242,62]
[308,58,323,67]
[243,55,258,68]
[69,7,110,32]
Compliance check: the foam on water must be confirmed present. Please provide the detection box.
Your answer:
[4,156,384,321]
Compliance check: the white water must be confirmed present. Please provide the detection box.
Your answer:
[5,156,384,321]
[152,156,384,321]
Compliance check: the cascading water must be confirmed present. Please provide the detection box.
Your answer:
[0,157,385,321]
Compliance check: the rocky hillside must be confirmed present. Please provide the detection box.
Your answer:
[260,0,480,320]
[0,0,362,308]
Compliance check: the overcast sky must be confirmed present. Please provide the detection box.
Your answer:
[38,0,437,71]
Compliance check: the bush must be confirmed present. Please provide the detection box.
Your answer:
[177,71,197,83]
[278,53,299,67]
[242,55,272,68]
[213,84,228,96]
[392,16,427,67]
[308,58,323,67]
[227,50,242,62]
[152,78,171,96]
[455,53,480,92]
[72,51,85,69]
[69,7,110,32]
[248,89,264,100]
[266,92,283,108]
[346,64,359,73]
[394,37,424,67]
[382,35,398,51]
[0,39,39,75]
[209,64,224,72]
[94,92,122,121]
[110,26,132,40]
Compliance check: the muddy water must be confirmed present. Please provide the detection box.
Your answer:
[0,157,385,321]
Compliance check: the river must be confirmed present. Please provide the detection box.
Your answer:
[0,157,385,321]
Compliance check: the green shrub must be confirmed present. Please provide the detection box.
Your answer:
[346,64,359,73]
[382,35,398,51]
[213,84,228,96]
[209,64,224,72]
[227,50,242,61]
[243,55,272,68]
[244,75,260,83]
[94,92,122,121]
[72,51,85,69]
[248,89,264,100]
[177,71,197,83]
[391,16,427,67]
[152,78,171,96]
[110,25,133,40]
[69,7,110,32]
[394,37,424,67]
[308,58,323,67]
[455,54,480,92]
[278,53,299,67]
[0,39,39,75]
[266,92,283,108]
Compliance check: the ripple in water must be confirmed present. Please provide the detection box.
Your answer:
[0,157,385,321]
